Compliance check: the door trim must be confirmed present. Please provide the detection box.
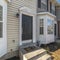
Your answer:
[19,10,36,45]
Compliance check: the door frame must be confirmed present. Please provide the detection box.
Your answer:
[19,8,36,45]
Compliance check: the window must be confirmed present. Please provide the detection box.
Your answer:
[40,19,44,34]
[0,6,3,38]
[41,0,47,5]
[38,0,47,8]
[47,19,53,34]
[50,2,55,15]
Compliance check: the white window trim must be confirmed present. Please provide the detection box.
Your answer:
[19,7,36,45]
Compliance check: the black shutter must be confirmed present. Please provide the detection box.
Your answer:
[0,6,3,37]
[50,2,52,13]
[38,0,41,8]
[47,0,48,11]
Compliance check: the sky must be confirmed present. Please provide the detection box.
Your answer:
[57,0,60,2]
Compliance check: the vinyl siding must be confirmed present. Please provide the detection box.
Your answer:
[7,0,37,52]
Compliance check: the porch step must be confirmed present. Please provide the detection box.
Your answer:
[33,54,51,60]
[20,47,52,60]
[25,48,47,60]
[27,48,52,60]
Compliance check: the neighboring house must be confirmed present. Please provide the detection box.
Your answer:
[0,0,60,59]
[56,3,60,38]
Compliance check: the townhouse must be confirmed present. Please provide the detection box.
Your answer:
[0,0,60,59]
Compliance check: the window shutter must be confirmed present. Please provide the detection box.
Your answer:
[0,6,3,38]
[38,0,41,8]
[50,2,52,13]
[47,0,48,11]
[0,6,2,21]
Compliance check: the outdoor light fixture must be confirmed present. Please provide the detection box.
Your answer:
[16,13,19,18]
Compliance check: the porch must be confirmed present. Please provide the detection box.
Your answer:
[6,41,60,60]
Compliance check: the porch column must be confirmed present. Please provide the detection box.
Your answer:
[33,15,36,43]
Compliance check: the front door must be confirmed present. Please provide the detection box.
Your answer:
[22,14,33,41]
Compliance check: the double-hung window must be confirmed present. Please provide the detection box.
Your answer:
[40,19,44,35]
[38,0,47,10]
[41,0,47,9]
[0,6,3,38]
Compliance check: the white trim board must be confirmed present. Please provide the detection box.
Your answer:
[19,7,36,45]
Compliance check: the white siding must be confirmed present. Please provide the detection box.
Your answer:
[7,0,37,52]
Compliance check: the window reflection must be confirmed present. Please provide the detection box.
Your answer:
[47,19,53,34]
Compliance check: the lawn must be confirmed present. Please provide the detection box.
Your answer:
[51,49,60,60]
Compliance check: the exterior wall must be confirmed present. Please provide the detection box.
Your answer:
[7,0,37,54]
[56,6,60,38]
[37,0,56,15]
[0,0,7,57]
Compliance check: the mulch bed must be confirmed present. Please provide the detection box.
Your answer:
[41,42,60,52]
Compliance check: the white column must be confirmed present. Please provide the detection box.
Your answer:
[19,12,22,45]
[33,15,36,43]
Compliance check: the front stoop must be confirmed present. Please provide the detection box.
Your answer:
[19,48,52,60]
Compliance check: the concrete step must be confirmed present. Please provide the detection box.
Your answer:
[25,48,47,60]
[36,54,51,60]
[29,54,51,60]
